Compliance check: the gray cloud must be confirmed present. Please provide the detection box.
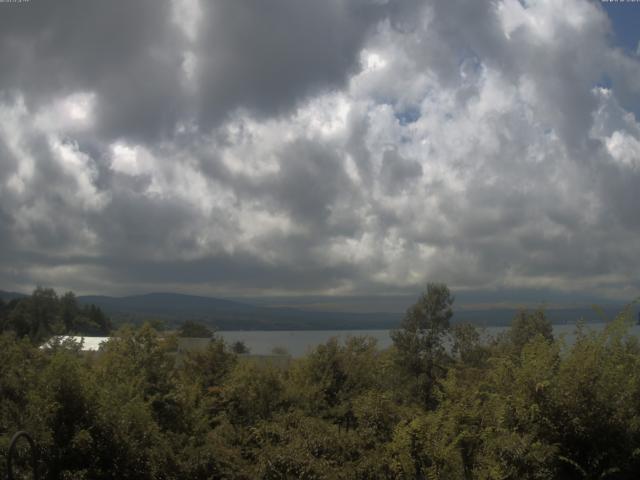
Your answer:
[380,150,422,195]
[0,0,639,302]
[195,0,387,126]
[0,0,185,141]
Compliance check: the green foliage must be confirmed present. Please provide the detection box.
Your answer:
[391,283,454,408]
[289,336,382,421]
[500,308,554,355]
[3,287,640,479]
[0,288,111,343]
[451,322,490,367]
[231,340,250,354]
[178,320,213,338]
[0,333,46,445]
[223,362,285,425]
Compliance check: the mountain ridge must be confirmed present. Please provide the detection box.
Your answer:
[2,290,636,331]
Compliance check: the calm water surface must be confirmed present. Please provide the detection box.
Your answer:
[218,323,640,357]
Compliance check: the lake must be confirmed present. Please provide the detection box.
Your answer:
[218,323,640,357]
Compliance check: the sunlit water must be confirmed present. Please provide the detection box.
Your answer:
[218,323,640,357]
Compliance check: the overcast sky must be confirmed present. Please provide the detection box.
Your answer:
[0,0,639,302]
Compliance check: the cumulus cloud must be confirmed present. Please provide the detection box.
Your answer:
[0,0,639,301]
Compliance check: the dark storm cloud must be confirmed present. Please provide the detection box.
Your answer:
[89,191,206,259]
[101,253,362,293]
[0,0,393,143]
[0,0,185,142]
[0,126,96,251]
[195,0,387,126]
[267,139,359,231]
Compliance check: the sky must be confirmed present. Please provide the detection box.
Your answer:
[0,0,639,303]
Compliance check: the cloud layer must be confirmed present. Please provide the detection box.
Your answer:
[1,0,639,299]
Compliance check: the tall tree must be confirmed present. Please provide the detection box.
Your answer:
[30,287,62,341]
[59,291,79,333]
[178,320,213,338]
[231,340,250,354]
[503,308,553,355]
[391,282,454,407]
[85,304,111,335]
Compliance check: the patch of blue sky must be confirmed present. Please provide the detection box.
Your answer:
[458,50,483,77]
[599,4,640,119]
[395,106,421,125]
[595,73,613,90]
[601,2,640,55]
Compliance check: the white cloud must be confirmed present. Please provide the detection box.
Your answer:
[1,0,639,299]
[33,92,97,132]
[606,131,640,171]
[110,143,151,177]
[49,137,108,210]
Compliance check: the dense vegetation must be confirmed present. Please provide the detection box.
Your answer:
[0,287,111,342]
[1,284,640,479]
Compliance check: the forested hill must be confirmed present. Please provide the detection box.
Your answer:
[0,290,27,301]
[75,292,401,330]
[1,289,635,331]
[73,292,637,330]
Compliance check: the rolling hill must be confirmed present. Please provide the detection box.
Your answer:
[76,292,402,330]
[2,290,636,331]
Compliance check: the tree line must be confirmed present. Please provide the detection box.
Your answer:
[0,288,111,342]
[1,284,640,478]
